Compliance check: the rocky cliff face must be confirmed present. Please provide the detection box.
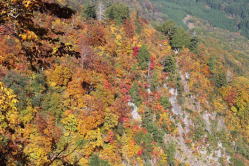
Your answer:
[164,70,230,165]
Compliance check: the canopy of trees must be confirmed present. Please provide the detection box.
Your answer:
[0,0,248,165]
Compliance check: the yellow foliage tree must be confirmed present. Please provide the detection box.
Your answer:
[45,65,72,87]
[0,82,24,164]
[220,76,249,139]
[23,128,52,165]
[0,82,19,131]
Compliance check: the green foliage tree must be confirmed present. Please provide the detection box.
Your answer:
[130,82,142,106]
[3,71,29,109]
[207,56,227,88]
[213,72,227,88]
[156,21,177,37]
[3,71,46,109]
[192,117,207,141]
[83,4,97,20]
[42,90,65,121]
[105,3,129,24]
[239,18,249,38]
[163,55,176,73]
[137,45,151,70]
[157,21,196,51]
[189,36,199,52]
[170,27,191,50]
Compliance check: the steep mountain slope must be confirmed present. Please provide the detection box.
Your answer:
[0,0,248,165]
[185,15,249,77]
[149,0,249,77]
[151,0,249,38]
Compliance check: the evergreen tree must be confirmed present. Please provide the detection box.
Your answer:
[170,27,191,50]
[137,45,151,70]
[83,4,97,20]
[105,3,129,24]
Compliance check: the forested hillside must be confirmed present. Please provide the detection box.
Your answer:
[151,0,249,38]
[0,0,248,165]
[150,0,249,78]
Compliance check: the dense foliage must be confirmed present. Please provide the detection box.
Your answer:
[0,0,248,165]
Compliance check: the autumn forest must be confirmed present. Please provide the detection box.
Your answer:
[0,0,248,165]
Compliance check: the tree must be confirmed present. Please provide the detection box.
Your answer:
[0,0,79,69]
[45,65,72,87]
[96,0,106,21]
[83,4,97,20]
[0,82,26,164]
[170,27,191,50]
[23,114,62,165]
[85,22,106,47]
[156,21,177,37]
[3,71,46,109]
[2,71,29,109]
[137,45,151,70]
[105,3,129,24]
[163,55,176,73]
[130,82,142,106]
[220,76,249,131]
[123,19,135,38]
[157,21,193,51]
[189,36,199,52]
[213,72,227,88]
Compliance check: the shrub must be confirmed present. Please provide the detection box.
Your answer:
[192,117,206,141]
[135,17,143,34]
[134,131,153,148]
[160,96,171,109]
[165,143,176,166]
[151,72,160,91]
[134,131,153,159]
[142,109,164,145]
[236,138,249,160]
[207,56,227,88]
[232,158,244,166]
